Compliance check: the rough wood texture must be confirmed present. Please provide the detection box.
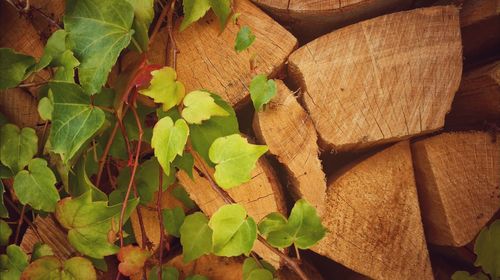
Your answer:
[446,61,500,127]
[314,141,433,280]
[148,0,297,107]
[253,80,326,213]
[288,6,462,152]
[411,132,500,246]
[29,0,65,38]
[177,154,286,267]
[252,0,412,42]
[168,255,243,280]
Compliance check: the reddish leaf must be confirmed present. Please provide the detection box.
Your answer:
[117,245,151,276]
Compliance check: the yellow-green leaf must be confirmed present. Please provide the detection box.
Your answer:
[21,256,96,280]
[474,220,500,278]
[0,245,29,280]
[151,117,189,175]
[182,90,229,124]
[180,0,210,31]
[139,67,185,111]
[180,212,213,262]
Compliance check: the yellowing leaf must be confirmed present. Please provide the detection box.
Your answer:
[209,134,267,189]
[139,67,185,111]
[117,245,151,277]
[21,256,96,280]
[182,91,229,124]
[0,124,37,174]
[180,0,210,31]
[151,117,189,175]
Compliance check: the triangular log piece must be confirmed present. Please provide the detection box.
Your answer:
[253,80,326,213]
[412,131,500,246]
[288,6,462,152]
[313,141,433,280]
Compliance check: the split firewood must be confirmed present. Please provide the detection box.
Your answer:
[288,6,462,152]
[168,254,244,280]
[412,131,500,246]
[29,0,65,37]
[251,0,412,42]
[446,61,500,127]
[313,141,433,280]
[253,80,326,213]
[149,0,297,107]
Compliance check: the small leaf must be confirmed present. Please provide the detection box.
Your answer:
[180,0,210,31]
[36,30,79,80]
[182,90,229,124]
[451,271,490,280]
[257,212,287,236]
[31,243,54,261]
[151,117,189,174]
[13,158,60,212]
[117,245,151,277]
[474,220,500,278]
[0,180,8,218]
[235,26,255,53]
[0,48,35,90]
[209,134,267,189]
[180,212,213,262]
[21,256,96,280]
[250,75,276,111]
[149,265,179,280]
[172,185,196,210]
[172,153,195,179]
[37,97,53,121]
[0,219,12,245]
[243,258,275,280]
[139,67,185,111]
[208,0,231,29]
[209,204,257,257]
[0,124,38,174]
[162,207,186,237]
[0,245,29,280]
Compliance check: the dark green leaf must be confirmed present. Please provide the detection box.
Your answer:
[68,155,107,201]
[451,271,490,280]
[250,74,276,111]
[0,219,12,245]
[474,220,500,278]
[125,0,154,51]
[0,48,35,89]
[235,26,255,53]
[0,123,38,174]
[0,181,8,218]
[162,207,185,238]
[172,185,196,210]
[149,265,179,280]
[180,212,213,262]
[172,153,194,179]
[0,245,29,279]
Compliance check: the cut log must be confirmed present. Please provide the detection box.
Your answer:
[168,254,243,280]
[251,0,412,42]
[288,6,462,152]
[460,0,500,62]
[411,131,500,246]
[446,61,500,127]
[29,0,65,38]
[252,80,326,213]
[149,0,297,107]
[313,141,433,280]
[177,153,286,267]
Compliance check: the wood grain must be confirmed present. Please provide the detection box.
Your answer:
[313,141,433,280]
[168,254,243,280]
[412,131,500,246]
[288,6,462,152]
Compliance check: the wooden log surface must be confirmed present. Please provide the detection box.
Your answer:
[288,6,462,152]
[149,0,297,107]
[313,141,433,280]
[412,131,500,246]
[253,80,326,213]
[168,255,243,280]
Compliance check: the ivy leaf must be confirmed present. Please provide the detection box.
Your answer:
[180,0,210,31]
[21,256,96,280]
[149,265,179,280]
[250,75,277,112]
[451,271,490,280]
[31,243,55,261]
[139,67,185,111]
[48,81,105,163]
[53,50,80,82]
[209,134,268,189]
[180,212,213,262]
[117,245,151,277]
[125,0,154,51]
[151,117,189,175]
[0,181,8,218]
[258,199,326,249]
[55,192,139,259]
[182,90,229,124]
[208,0,231,29]
[13,158,60,212]
[186,275,209,280]
[38,97,53,121]
[64,0,134,94]
[162,207,186,238]
[189,93,239,166]
[242,258,274,280]
[172,153,194,179]
[235,26,255,53]
[36,30,80,80]
[172,185,196,210]
[0,219,12,245]
[68,155,107,201]
[0,48,35,90]
[0,124,38,174]
[209,204,257,257]
[0,245,29,280]
[474,220,500,278]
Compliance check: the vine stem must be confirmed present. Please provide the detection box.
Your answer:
[13,204,26,244]
[157,167,165,280]
[149,0,171,48]
[4,196,43,242]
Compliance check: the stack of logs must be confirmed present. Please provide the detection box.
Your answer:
[1,0,499,279]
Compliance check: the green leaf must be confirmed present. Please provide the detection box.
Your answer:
[0,181,8,218]
[208,0,231,29]
[36,30,80,80]
[38,97,53,121]
[186,275,209,280]
[452,271,490,280]
[125,0,154,51]
[55,192,139,259]
[172,185,196,210]
[151,117,189,175]
[21,256,96,280]
[13,158,60,212]
[0,219,12,245]
[250,75,276,111]
[474,220,500,278]
[182,90,229,124]
[48,81,105,163]
[162,207,185,238]
[256,212,287,236]
[209,134,267,189]
[0,48,35,90]
[68,155,107,201]
[64,0,134,94]
[243,258,274,280]
[139,67,185,111]
[180,212,213,262]
[172,153,194,179]
[180,0,210,31]
[209,204,257,257]
[0,245,29,280]
[235,26,255,53]
[149,265,179,280]
[31,243,54,261]
[53,50,80,82]
[0,124,38,174]
[189,93,239,166]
